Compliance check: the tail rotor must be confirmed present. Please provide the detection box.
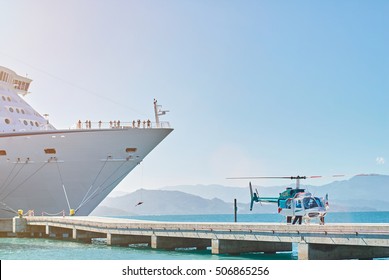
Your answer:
[249,182,260,211]
[249,182,254,211]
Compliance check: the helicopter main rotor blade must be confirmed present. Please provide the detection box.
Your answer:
[227,176,308,180]
[227,174,347,180]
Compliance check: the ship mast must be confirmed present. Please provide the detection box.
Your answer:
[153,99,169,128]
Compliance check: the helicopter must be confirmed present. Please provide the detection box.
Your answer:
[229,175,333,225]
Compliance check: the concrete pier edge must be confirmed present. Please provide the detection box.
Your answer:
[1,216,388,260]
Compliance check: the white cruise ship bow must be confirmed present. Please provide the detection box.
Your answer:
[0,66,173,217]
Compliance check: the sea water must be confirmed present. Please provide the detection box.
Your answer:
[1,211,388,260]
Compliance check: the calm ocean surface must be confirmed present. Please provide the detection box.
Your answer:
[1,211,388,260]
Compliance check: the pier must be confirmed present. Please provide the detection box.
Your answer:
[2,216,389,260]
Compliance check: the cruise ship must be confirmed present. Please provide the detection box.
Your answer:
[0,66,173,218]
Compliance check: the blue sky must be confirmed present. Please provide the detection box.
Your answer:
[1,0,388,190]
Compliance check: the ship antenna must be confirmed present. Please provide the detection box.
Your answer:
[153,99,169,128]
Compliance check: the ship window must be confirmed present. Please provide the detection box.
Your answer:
[126,148,137,153]
[0,150,6,156]
[30,121,34,126]
[23,120,28,125]
[16,108,20,113]
[9,107,13,113]
[21,109,25,114]
[1,96,5,101]
[7,97,11,102]
[4,118,10,124]
[44,148,56,154]
[35,122,39,127]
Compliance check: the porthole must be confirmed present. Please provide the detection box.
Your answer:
[7,97,11,102]
[0,150,6,156]
[16,108,20,113]
[30,121,34,126]
[21,109,25,114]
[23,120,28,125]
[2,96,5,101]
[35,122,39,127]
[9,107,13,113]
[4,118,10,124]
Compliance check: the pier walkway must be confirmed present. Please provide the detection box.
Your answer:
[3,216,389,260]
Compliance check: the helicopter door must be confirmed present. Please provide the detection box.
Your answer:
[294,199,303,216]
[281,198,293,217]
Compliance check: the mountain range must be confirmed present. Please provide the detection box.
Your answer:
[91,175,389,216]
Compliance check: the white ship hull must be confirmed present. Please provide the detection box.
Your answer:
[0,66,172,218]
[0,127,172,217]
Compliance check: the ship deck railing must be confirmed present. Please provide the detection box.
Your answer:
[71,120,171,130]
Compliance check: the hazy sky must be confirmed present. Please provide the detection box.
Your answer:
[1,0,388,190]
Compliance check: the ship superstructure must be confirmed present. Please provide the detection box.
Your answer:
[0,66,172,217]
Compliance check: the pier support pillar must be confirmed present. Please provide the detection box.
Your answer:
[151,235,211,250]
[211,239,292,255]
[298,242,389,260]
[107,233,150,246]
[12,217,27,233]
[12,217,28,237]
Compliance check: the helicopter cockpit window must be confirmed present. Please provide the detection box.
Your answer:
[303,197,318,209]
[295,200,302,209]
[315,198,324,207]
